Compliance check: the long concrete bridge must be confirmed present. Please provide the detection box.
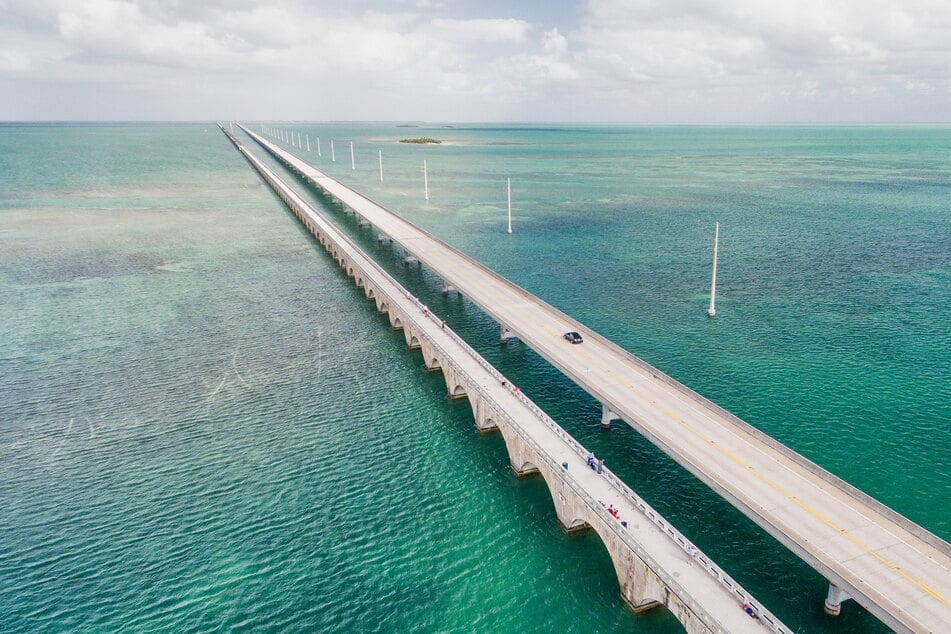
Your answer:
[236,124,949,633]
[220,124,790,632]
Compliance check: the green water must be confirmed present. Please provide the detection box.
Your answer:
[1,122,948,632]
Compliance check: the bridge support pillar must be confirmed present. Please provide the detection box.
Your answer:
[601,404,620,430]
[500,324,516,344]
[358,216,370,227]
[403,250,418,266]
[377,233,391,244]
[469,394,498,433]
[824,583,851,616]
[441,279,457,295]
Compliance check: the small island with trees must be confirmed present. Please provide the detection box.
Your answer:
[399,137,442,144]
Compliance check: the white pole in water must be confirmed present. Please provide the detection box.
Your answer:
[306,134,310,152]
[378,150,383,182]
[316,137,321,157]
[507,177,513,234]
[331,140,336,163]
[297,132,301,147]
[708,221,720,317]
[350,141,355,170]
[423,160,429,201]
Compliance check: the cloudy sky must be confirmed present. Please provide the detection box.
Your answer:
[2,0,950,121]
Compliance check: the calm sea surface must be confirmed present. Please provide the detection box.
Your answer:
[1,122,948,633]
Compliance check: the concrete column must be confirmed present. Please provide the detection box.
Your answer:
[500,324,516,344]
[419,340,442,371]
[614,548,666,614]
[824,584,851,616]
[469,394,499,433]
[549,478,591,534]
[441,279,457,295]
[403,326,421,350]
[403,250,418,265]
[601,403,620,430]
[498,426,539,477]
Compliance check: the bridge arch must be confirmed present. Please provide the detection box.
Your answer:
[495,421,540,477]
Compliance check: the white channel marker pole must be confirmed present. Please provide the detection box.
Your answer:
[379,150,383,182]
[423,160,429,201]
[306,134,310,152]
[708,221,719,317]
[507,178,513,234]
[331,140,336,163]
[317,138,321,157]
[350,141,355,170]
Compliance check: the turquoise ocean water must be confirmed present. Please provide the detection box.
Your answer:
[1,122,948,633]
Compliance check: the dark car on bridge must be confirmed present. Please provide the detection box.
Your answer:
[563,331,583,344]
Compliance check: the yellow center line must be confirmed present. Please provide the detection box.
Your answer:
[556,327,949,605]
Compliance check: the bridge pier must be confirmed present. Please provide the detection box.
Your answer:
[824,583,851,616]
[468,392,499,433]
[497,424,540,477]
[441,278,457,295]
[419,339,442,372]
[403,327,421,350]
[549,476,592,534]
[500,324,517,344]
[601,403,621,430]
[403,249,419,265]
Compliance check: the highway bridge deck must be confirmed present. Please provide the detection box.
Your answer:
[239,125,950,633]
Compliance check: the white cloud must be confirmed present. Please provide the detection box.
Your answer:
[0,0,949,120]
[428,18,529,42]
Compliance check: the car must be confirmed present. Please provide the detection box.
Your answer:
[563,331,583,344]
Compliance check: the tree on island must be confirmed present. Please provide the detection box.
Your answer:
[400,137,442,144]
